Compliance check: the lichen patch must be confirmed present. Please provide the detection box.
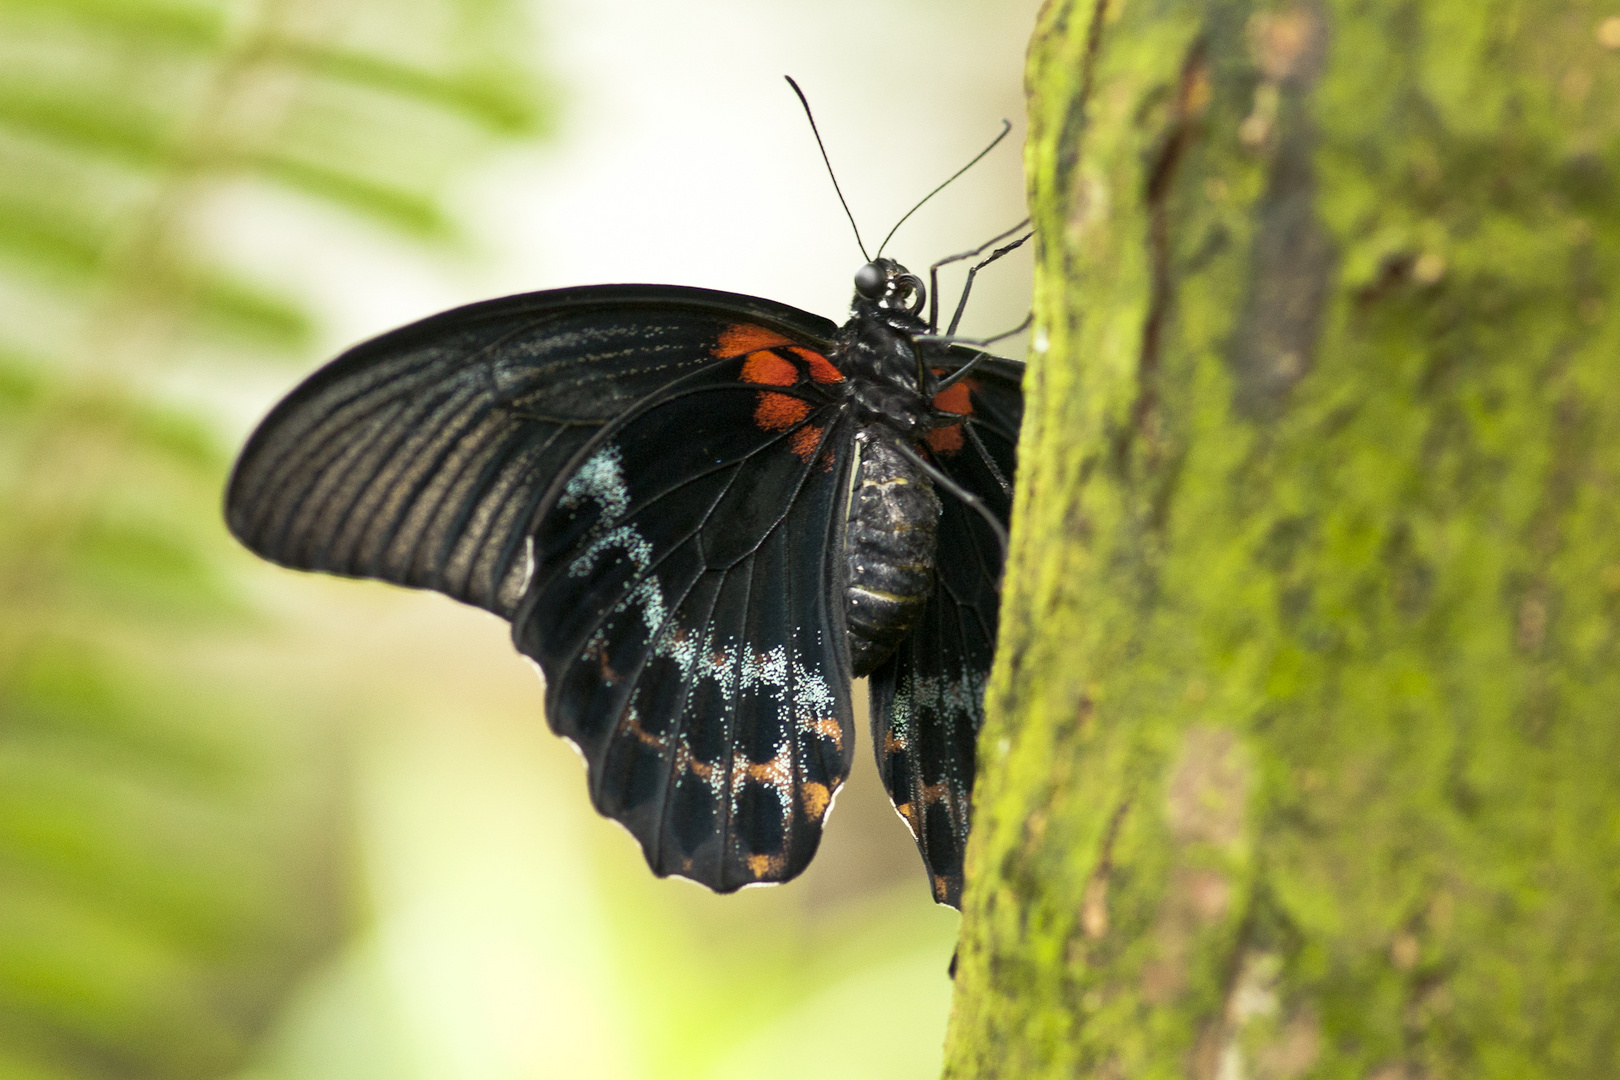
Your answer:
[1166,726,1253,849]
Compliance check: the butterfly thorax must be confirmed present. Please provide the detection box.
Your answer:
[834,292,936,438]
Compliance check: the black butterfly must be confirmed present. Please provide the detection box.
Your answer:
[225,88,1028,907]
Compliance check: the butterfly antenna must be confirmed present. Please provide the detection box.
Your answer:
[785,75,869,262]
[876,119,1012,258]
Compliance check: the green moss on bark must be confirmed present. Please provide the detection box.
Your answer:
[944,1,1620,1077]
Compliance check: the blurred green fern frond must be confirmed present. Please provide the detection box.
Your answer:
[0,0,550,1075]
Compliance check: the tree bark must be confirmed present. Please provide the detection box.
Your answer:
[943,1,1620,1077]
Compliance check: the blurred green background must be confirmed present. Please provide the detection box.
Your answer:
[0,0,1037,1076]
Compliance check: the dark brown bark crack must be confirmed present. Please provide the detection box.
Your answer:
[1119,42,1211,472]
[1228,1,1336,421]
[1078,799,1131,942]
[1053,0,1115,205]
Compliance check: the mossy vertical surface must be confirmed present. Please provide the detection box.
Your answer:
[944,1,1620,1076]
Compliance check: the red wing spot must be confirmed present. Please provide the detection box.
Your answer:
[754,391,811,431]
[789,423,823,461]
[741,350,798,386]
[716,324,795,358]
[932,379,975,415]
[790,346,844,383]
[927,424,965,455]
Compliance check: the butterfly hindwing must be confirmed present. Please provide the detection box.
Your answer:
[870,353,1024,907]
[225,286,838,618]
[514,343,858,892]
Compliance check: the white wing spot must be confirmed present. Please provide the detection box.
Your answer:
[560,444,631,520]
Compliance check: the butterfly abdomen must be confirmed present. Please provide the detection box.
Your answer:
[843,433,940,677]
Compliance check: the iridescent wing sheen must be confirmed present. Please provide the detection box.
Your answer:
[869,352,1024,907]
[226,285,837,618]
[516,346,858,892]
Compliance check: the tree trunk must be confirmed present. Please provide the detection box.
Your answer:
[943,1,1620,1077]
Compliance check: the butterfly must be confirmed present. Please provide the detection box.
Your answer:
[225,83,1029,907]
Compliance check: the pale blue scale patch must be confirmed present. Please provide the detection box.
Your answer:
[556,444,841,820]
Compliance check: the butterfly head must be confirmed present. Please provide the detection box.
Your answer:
[853,258,926,317]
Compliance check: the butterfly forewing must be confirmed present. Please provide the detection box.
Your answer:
[869,354,1023,906]
[225,287,837,618]
[514,348,857,892]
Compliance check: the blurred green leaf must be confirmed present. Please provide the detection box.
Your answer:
[0,198,107,280]
[0,0,227,53]
[0,0,552,1075]
[0,634,351,1078]
[145,264,314,349]
[267,41,543,134]
[0,86,176,166]
[253,153,451,237]
[0,350,45,409]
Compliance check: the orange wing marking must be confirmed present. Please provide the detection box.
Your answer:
[799,715,844,752]
[791,346,844,384]
[927,425,964,454]
[788,424,823,461]
[754,392,812,431]
[736,744,795,880]
[746,853,788,878]
[741,750,793,788]
[932,378,975,415]
[675,739,715,783]
[743,349,815,449]
[732,332,837,462]
[741,351,798,386]
[716,324,794,358]
[619,712,667,750]
[800,782,832,819]
[928,374,976,456]
[894,800,919,832]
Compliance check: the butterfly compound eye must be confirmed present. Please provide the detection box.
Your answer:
[854,262,886,299]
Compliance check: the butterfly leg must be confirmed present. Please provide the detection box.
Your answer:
[943,231,1033,336]
[927,219,1030,332]
[892,439,1008,560]
[917,312,1035,393]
